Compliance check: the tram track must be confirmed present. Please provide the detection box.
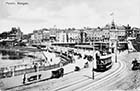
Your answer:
[49,69,100,91]
[51,61,122,91]
[9,64,99,91]
[97,62,128,90]
[94,62,127,90]
[91,56,128,90]
[75,60,126,91]
[9,54,123,91]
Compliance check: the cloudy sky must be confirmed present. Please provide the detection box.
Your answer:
[0,0,140,34]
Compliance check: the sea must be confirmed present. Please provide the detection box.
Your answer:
[0,50,43,68]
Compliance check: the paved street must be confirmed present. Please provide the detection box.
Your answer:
[108,51,140,90]
[9,51,130,91]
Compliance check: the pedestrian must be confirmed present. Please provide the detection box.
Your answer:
[34,63,37,72]
[92,68,94,79]
[23,73,26,84]
[84,62,89,68]
[59,68,64,77]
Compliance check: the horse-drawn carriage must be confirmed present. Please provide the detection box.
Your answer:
[132,59,140,70]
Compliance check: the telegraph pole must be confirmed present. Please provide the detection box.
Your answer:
[115,40,118,63]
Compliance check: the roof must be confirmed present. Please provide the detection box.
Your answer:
[75,45,94,49]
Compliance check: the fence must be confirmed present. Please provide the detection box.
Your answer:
[0,51,72,79]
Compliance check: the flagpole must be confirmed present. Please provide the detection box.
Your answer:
[110,12,114,21]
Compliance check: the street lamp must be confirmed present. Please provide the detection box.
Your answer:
[115,33,118,63]
[115,40,118,63]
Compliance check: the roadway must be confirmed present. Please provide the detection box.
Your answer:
[50,54,127,91]
[10,51,128,91]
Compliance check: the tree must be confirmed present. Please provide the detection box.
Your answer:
[1,32,8,39]
[10,27,17,34]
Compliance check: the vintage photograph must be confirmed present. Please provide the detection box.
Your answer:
[0,0,140,91]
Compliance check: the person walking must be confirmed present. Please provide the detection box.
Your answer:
[23,73,26,84]
[34,63,37,72]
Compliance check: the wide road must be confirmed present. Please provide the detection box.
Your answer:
[10,52,128,91]
[51,56,127,91]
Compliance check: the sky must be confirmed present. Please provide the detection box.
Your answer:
[0,0,140,34]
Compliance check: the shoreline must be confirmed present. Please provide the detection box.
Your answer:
[0,46,45,53]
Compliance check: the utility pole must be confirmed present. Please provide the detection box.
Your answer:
[115,40,118,63]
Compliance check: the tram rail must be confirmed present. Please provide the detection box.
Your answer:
[51,61,122,91]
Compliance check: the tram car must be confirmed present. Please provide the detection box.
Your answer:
[93,51,112,72]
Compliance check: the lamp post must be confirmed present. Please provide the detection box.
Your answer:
[115,40,118,63]
[115,32,118,63]
[92,45,96,79]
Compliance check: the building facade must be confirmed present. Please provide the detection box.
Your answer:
[56,30,68,43]
[85,28,110,43]
[67,29,80,43]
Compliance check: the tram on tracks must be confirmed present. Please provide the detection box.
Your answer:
[74,42,112,72]
[93,51,112,72]
[52,42,113,72]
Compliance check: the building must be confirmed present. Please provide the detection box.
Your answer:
[79,29,87,43]
[56,29,68,43]
[32,30,43,43]
[109,21,126,41]
[68,29,80,43]
[43,30,50,41]
[55,29,82,43]
[125,24,133,38]
[31,28,51,43]
[0,27,23,47]
[49,28,58,42]
[92,28,105,42]
[132,27,140,38]
[85,28,95,43]
[8,27,23,40]
[85,27,110,43]
[105,21,126,52]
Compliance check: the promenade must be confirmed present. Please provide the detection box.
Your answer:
[1,45,140,91]
[10,50,140,91]
[9,51,123,91]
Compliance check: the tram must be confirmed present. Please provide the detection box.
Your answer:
[74,43,112,72]
[52,42,113,72]
[93,51,112,72]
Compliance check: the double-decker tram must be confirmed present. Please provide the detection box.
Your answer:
[52,42,113,72]
[94,52,112,72]
[74,42,113,72]
[92,42,113,72]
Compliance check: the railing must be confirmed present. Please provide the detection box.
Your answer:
[0,51,72,79]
